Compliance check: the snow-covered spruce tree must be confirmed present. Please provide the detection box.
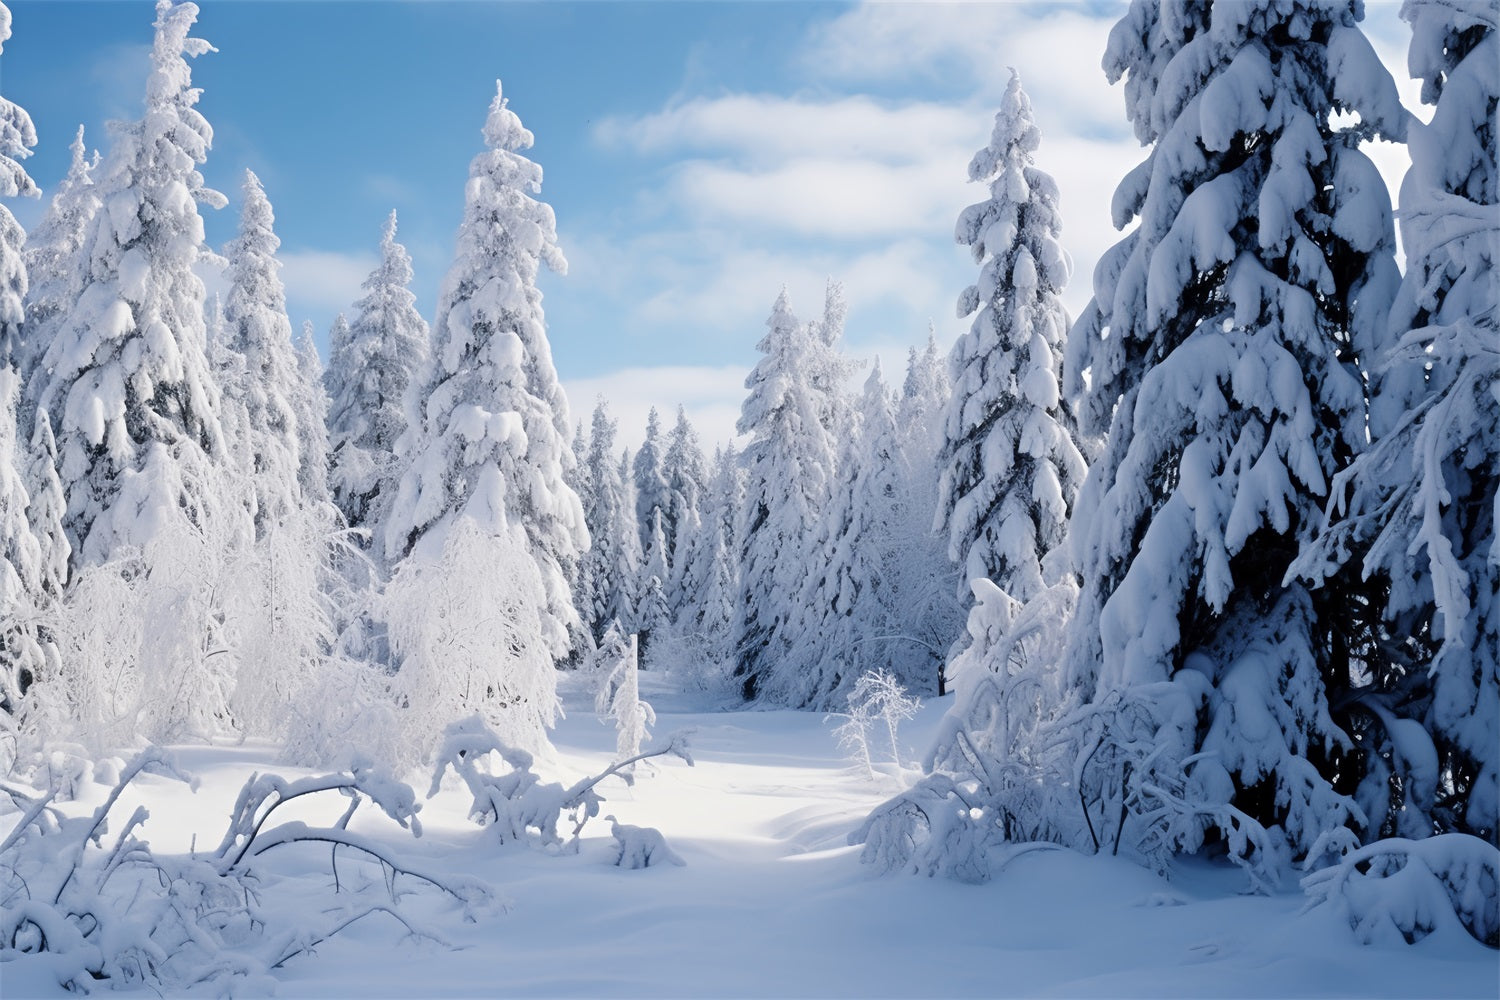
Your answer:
[5,410,70,756]
[327,211,429,560]
[635,507,671,664]
[887,334,965,694]
[293,320,333,508]
[0,0,43,746]
[32,1,238,744]
[385,80,585,670]
[787,361,896,709]
[663,406,707,625]
[632,406,671,570]
[21,126,98,422]
[735,289,843,704]
[1293,0,1498,845]
[1058,0,1407,878]
[24,411,68,607]
[221,170,303,534]
[577,398,639,644]
[35,0,228,569]
[938,69,1086,609]
[668,441,739,689]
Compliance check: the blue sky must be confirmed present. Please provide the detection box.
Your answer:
[7,0,1416,446]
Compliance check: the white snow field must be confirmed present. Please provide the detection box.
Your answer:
[4,672,1496,999]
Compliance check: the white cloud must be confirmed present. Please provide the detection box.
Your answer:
[597,92,984,243]
[563,364,751,451]
[671,156,966,240]
[595,94,979,165]
[800,3,1130,138]
[279,248,377,317]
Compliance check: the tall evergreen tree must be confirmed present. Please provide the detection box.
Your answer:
[735,289,840,703]
[385,80,585,664]
[221,170,303,535]
[327,211,429,555]
[633,406,671,568]
[889,338,964,694]
[293,321,333,508]
[1294,0,1498,843]
[34,0,228,568]
[1059,0,1406,874]
[577,399,639,644]
[0,0,41,739]
[938,69,1086,607]
[789,361,896,708]
[21,125,98,421]
[663,406,707,624]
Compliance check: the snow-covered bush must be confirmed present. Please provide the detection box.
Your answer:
[1,749,488,994]
[603,815,685,869]
[429,716,693,852]
[853,579,1077,879]
[1302,835,1500,947]
[384,515,559,768]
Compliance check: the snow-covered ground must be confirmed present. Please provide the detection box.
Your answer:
[5,673,1497,998]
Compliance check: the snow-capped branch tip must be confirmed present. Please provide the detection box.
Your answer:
[383,208,399,248]
[484,78,535,152]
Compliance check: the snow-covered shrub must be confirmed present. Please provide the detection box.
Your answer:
[603,815,685,869]
[385,515,559,768]
[0,749,492,995]
[830,669,921,779]
[429,716,693,853]
[1302,835,1500,947]
[594,629,655,770]
[853,579,1076,879]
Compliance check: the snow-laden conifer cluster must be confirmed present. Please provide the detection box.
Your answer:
[1,1,1495,981]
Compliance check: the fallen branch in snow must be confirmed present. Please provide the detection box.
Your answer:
[1301,834,1500,947]
[429,715,694,852]
[0,748,498,995]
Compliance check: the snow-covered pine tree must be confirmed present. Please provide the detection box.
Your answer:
[0,10,42,730]
[385,80,585,667]
[30,1,242,745]
[327,211,429,558]
[218,181,347,742]
[632,406,671,569]
[293,321,333,508]
[1060,0,1406,877]
[636,507,671,664]
[21,125,97,423]
[663,406,707,625]
[735,289,841,704]
[221,170,303,534]
[939,69,1086,608]
[1293,0,1498,845]
[0,0,44,742]
[889,332,964,694]
[787,361,895,709]
[23,412,68,607]
[577,399,639,644]
[671,441,741,688]
[34,0,228,569]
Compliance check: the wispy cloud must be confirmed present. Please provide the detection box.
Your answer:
[279,249,377,323]
[563,364,751,451]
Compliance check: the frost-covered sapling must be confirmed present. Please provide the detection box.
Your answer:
[830,669,921,779]
[594,629,655,773]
